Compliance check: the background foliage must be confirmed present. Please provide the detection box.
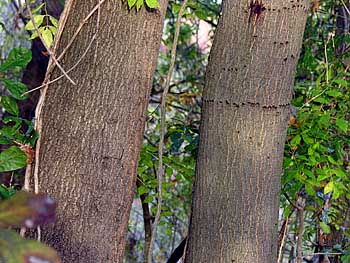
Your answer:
[0,0,349,262]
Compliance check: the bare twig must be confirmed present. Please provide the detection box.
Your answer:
[25,0,75,85]
[55,0,107,63]
[147,1,189,262]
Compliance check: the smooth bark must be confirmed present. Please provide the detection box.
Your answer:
[36,1,167,262]
[185,1,309,262]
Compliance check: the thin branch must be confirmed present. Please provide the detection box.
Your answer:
[29,0,75,241]
[340,0,350,15]
[25,0,75,85]
[297,198,305,263]
[147,1,189,262]
[137,176,152,263]
[303,252,344,258]
[277,216,289,263]
[55,0,107,63]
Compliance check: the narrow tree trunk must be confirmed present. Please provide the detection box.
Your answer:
[36,1,167,262]
[185,1,309,262]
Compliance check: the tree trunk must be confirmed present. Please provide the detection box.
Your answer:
[36,1,167,262]
[185,1,309,262]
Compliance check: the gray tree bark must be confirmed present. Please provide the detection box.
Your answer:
[36,1,167,262]
[185,1,309,262]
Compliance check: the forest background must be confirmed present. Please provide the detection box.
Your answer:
[0,0,349,262]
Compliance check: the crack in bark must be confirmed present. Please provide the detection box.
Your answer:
[203,98,291,109]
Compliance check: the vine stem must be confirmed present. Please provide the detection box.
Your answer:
[25,0,75,85]
[277,216,289,263]
[22,0,106,96]
[296,198,305,263]
[146,1,188,262]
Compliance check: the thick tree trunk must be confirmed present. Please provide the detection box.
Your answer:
[36,1,167,262]
[185,1,309,262]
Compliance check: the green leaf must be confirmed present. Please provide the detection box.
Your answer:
[0,96,19,116]
[29,30,39,40]
[318,113,330,128]
[195,9,207,20]
[144,196,153,203]
[0,185,16,199]
[327,155,337,165]
[0,146,27,172]
[137,185,148,196]
[341,248,350,262]
[342,254,350,263]
[305,183,316,197]
[49,25,57,35]
[128,0,137,9]
[335,118,348,133]
[302,134,313,144]
[324,181,334,194]
[40,27,54,47]
[333,186,340,200]
[332,168,346,178]
[136,0,144,10]
[0,47,32,72]
[1,79,28,100]
[49,15,59,27]
[0,137,12,145]
[290,134,301,146]
[31,3,45,14]
[333,79,349,87]
[0,191,56,228]
[320,222,331,234]
[313,97,329,104]
[24,15,45,30]
[172,3,181,14]
[145,0,159,9]
[0,229,61,263]
[326,89,342,97]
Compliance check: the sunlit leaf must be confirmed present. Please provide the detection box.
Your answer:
[320,222,331,234]
[128,0,137,9]
[145,0,159,8]
[40,27,54,47]
[24,15,45,31]
[31,3,45,14]
[49,16,59,27]
[324,181,334,194]
[136,0,143,11]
